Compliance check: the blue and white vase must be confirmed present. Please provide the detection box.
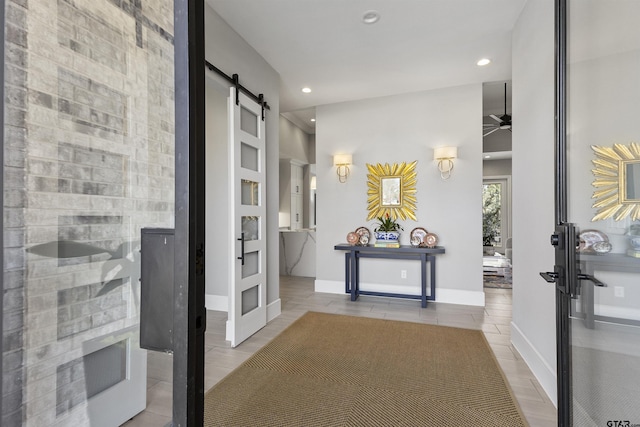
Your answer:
[374,231,400,244]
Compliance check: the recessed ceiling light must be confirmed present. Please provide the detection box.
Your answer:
[310,118,316,122]
[301,87,312,93]
[362,10,380,24]
[477,58,491,66]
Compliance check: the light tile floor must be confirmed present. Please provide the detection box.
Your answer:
[124,276,557,426]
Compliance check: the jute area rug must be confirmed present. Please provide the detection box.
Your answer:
[204,312,528,426]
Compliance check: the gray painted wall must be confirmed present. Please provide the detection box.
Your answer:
[511,0,557,404]
[315,84,485,305]
[278,116,312,229]
[205,79,230,298]
[204,5,281,308]
[279,116,311,163]
[483,159,512,176]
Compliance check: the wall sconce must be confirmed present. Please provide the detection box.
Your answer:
[433,147,457,180]
[333,154,352,183]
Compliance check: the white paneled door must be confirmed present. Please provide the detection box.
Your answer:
[226,88,267,347]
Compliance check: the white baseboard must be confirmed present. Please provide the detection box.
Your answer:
[315,279,344,294]
[438,289,485,306]
[205,294,228,312]
[511,320,557,406]
[267,298,281,322]
[207,295,282,322]
[314,279,484,306]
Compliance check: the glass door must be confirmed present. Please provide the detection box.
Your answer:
[549,1,640,425]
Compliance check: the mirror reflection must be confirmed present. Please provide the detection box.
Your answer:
[591,143,640,221]
[625,161,640,201]
[381,177,401,206]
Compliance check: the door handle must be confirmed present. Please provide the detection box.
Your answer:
[540,271,559,283]
[577,273,607,287]
[237,232,245,265]
[540,271,607,287]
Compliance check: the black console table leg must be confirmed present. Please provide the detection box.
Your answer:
[421,253,427,308]
[429,255,436,305]
[344,253,350,293]
[355,253,360,300]
[349,251,358,301]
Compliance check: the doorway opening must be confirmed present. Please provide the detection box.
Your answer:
[482,177,512,289]
[483,81,512,291]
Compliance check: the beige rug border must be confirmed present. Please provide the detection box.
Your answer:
[475,321,530,426]
[206,311,530,426]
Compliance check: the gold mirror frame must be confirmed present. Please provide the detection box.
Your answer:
[591,142,640,221]
[366,161,417,221]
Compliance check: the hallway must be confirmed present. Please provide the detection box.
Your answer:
[125,277,556,426]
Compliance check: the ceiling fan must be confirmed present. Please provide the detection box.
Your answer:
[483,82,511,137]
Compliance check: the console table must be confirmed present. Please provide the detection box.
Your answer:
[334,244,445,307]
[578,253,640,328]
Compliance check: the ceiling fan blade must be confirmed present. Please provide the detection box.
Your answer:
[489,114,502,123]
[483,127,500,137]
[483,123,497,127]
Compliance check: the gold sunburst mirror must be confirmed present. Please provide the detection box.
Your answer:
[591,142,640,221]
[366,161,417,221]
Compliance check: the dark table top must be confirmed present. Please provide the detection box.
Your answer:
[334,244,445,254]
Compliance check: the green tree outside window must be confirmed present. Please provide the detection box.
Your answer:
[483,183,502,247]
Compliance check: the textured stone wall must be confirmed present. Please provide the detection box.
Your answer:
[3,0,174,425]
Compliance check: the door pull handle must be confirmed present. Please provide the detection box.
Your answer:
[237,232,245,265]
[577,273,607,287]
[540,271,559,283]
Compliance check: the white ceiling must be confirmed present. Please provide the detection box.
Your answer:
[206,0,525,133]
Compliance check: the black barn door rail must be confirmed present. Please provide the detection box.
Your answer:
[205,60,270,120]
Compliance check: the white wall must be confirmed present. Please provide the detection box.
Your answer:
[205,79,230,301]
[511,0,557,404]
[279,116,311,163]
[315,84,485,305]
[204,5,281,314]
[483,159,512,176]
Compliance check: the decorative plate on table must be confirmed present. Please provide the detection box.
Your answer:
[578,230,609,253]
[355,227,371,245]
[410,227,428,247]
[346,232,359,246]
[424,232,439,248]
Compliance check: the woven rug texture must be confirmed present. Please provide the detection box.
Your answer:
[204,311,528,427]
